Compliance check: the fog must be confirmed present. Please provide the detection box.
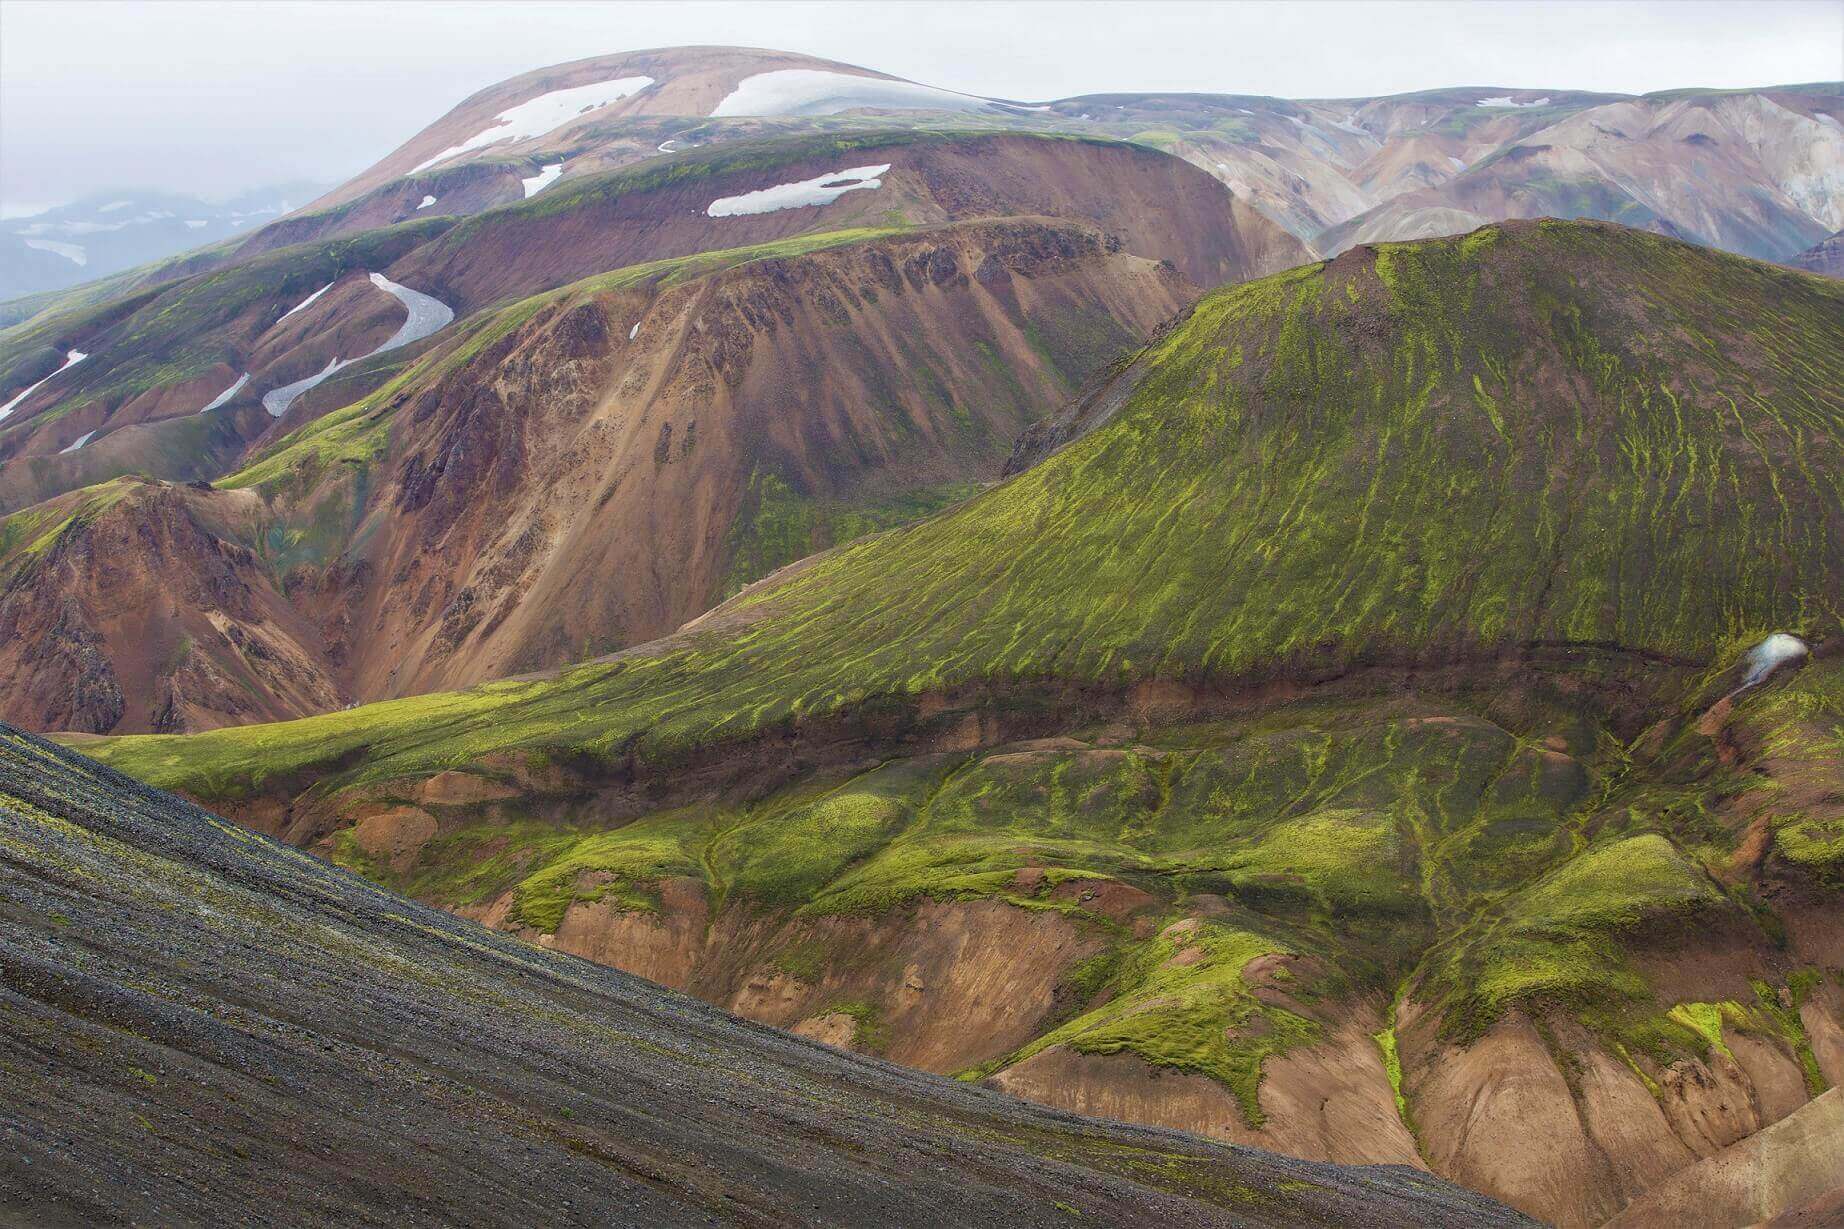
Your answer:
[2,0,1839,215]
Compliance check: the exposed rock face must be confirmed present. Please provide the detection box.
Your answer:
[0,479,343,733]
[1603,1089,1844,1228]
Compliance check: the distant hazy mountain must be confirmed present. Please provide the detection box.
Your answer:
[1791,227,1844,277]
[0,183,327,300]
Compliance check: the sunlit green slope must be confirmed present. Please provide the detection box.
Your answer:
[88,219,1844,798]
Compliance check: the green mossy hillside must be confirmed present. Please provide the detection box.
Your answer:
[87,221,1844,804]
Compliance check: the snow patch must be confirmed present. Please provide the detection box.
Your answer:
[0,349,88,422]
[1449,156,1468,171]
[707,164,891,217]
[522,163,564,197]
[629,322,640,340]
[413,76,654,171]
[1476,95,1551,108]
[658,139,679,153]
[280,281,334,320]
[262,357,345,418]
[417,195,437,210]
[58,430,95,454]
[197,372,249,414]
[1739,633,1809,689]
[711,70,993,118]
[258,276,452,418]
[366,272,455,353]
[24,239,86,266]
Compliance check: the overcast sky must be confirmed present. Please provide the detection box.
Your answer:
[3,0,1840,216]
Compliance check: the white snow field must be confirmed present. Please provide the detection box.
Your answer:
[710,69,993,118]
[280,282,334,320]
[366,273,455,353]
[0,349,89,422]
[1475,95,1551,108]
[24,239,87,266]
[417,195,438,210]
[196,372,250,414]
[522,163,565,197]
[629,322,640,340]
[413,76,655,172]
[58,430,96,454]
[260,275,454,417]
[262,357,346,418]
[707,164,891,217]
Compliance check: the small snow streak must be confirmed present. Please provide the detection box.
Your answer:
[0,349,88,422]
[197,372,250,414]
[280,282,334,320]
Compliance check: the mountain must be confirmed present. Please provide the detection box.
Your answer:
[1790,228,1844,277]
[286,50,1841,266]
[0,725,1535,1226]
[7,50,1831,347]
[1,214,1205,730]
[1315,86,1844,258]
[0,126,1296,734]
[0,184,325,301]
[81,221,1844,1227]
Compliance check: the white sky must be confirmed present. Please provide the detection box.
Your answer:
[2,0,1840,216]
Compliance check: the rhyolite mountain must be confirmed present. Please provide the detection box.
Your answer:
[254,49,1844,269]
[1,213,1205,731]
[1790,227,1844,277]
[0,726,1536,1226]
[0,126,1282,732]
[5,48,1834,330]
[83,221,1844,1227]
[2,50,1836,737]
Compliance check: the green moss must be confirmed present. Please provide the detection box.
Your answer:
[1432,835,1722,1041]
[821,999,890,1054]
[1667,1001,1734,1059]
[1003,921,1314,1126]
[1373,1025,1410,1123]
[507,813,706,932]
[720,472,983,598]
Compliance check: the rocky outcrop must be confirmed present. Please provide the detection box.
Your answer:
[0,479,343,732]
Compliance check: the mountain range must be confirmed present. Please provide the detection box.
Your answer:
[0,184,327,303]
[3,43,1843,1229]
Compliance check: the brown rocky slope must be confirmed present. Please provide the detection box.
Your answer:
[3,217,1202,730]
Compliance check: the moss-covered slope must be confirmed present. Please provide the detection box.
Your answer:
[89,220,1844,796]
[73,219,1844,1228]
[4,724,1550,1225]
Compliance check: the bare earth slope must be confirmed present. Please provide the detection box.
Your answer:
[0,725,1532,1227]
[0,217,1202,731]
